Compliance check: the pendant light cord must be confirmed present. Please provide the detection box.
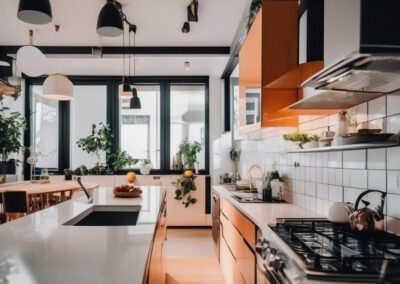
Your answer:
[122,25,125,83]
[128,28,131,78]
[133,31,136,77]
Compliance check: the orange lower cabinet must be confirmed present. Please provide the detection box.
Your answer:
[238,241,256,284]
[257,267,271,284]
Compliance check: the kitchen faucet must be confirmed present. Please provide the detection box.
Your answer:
[248,165,264,191]
[75,177,93,203]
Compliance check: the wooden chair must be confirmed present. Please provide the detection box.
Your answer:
[2,191,29,222]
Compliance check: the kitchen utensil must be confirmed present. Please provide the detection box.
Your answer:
[328,202,353,223]
[349,190,387,231]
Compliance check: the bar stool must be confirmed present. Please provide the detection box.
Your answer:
[2,191,29,222]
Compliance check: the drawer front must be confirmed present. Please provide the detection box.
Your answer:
[221,198,256,250]
[221,212,242,260]
[221,235,245,284]
[238,241,255,284]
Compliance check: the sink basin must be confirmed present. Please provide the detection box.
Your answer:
[64,206,140,226]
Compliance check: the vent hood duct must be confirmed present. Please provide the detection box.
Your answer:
[290,0,400,110]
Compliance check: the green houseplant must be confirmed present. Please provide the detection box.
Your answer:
[173,174,197,208]
[283,133,320,149]
[0,102,26,174]
[178,140,202,170]
[76,123,137,174]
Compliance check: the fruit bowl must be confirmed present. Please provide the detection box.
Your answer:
[113,184,143,198]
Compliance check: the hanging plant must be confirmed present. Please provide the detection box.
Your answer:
[172,172,197,208]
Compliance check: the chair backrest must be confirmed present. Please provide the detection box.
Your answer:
[2,191,28,213]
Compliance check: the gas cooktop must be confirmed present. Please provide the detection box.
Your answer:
[232,194,286,204]
[269,218,400,282]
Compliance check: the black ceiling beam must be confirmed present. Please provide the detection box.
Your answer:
[0,45,230,55]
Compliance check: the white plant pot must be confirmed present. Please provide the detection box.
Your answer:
[303,141,319,149]
[140,164,152,175]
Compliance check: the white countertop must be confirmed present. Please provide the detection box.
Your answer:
[0,186,166,284]
[212,185,321,233]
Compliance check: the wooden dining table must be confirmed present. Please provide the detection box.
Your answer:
[0,181,99,212]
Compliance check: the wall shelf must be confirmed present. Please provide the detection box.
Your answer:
[288,142,399,153]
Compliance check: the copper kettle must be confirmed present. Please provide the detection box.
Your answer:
[349,190,387,232]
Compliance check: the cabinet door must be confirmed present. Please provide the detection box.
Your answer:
[166,175,207,226]
[238,10,262,135]
[239,242,255,284]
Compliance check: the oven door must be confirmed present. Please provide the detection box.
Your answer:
[256,253,292,284]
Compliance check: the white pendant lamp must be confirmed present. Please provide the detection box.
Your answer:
[16,45,47,77]
[42,74,73,101]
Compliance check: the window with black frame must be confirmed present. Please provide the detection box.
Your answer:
[119,84,161,169]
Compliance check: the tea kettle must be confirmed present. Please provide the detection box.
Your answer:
[349,190,387,232]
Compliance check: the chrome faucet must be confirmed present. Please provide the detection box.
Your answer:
[75,177,93,203]
[248,165,265,191]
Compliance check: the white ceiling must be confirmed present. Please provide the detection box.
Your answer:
[0,0,248,46]
[44,55,229,76]
[0,0,248,76]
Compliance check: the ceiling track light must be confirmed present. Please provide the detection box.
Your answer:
[17,0,52,25]
[187,0,199,22]
[182,22,190,33]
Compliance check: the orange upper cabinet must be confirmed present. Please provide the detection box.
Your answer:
[238,0,335,130]
[238,10,262,135]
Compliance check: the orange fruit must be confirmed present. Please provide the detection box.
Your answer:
[184,170,193,178]
[126,172,137,183]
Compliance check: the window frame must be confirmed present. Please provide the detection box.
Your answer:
[24,76,209,179]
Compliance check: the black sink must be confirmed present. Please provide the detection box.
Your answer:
[64,206,140,226]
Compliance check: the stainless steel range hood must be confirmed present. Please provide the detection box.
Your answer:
[290,1,400,110]
[289,53,400,109]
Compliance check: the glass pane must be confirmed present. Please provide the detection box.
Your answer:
[120,85,161,169]
[231,65,240,140]
[170,84,206,170]
[70,85,107,169]
[31,85,59,169]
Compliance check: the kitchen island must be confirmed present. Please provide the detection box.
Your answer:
[0,186,166,284]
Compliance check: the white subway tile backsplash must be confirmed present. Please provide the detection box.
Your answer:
[317,198,324,215]
[387,194,400,219]
[310,197,317,212]
[368,170,386,191]
[343,169,368,189]
[368,96,386,121]
[367,148,386,170]
[328,168,336,185]
[316,153,322,167]
[317,183,329,200]
[387,114,400,135]
[328,185,343,202]
[387,147,400,170]
[322,168,329,184]
[343,150,366,169]
[344,187,365,204]
[328,151,342,168]
[305,182,316,196]
[316,168,322,183]
[335,169,343,186]
[387,171,400,194]
[387,92,400,116]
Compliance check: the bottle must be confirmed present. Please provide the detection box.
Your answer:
[262,181,272,202]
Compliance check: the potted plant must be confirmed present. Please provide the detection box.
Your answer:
[178,140,202,170]
[222,172,232,184]
[304,134,320,149]
[0,102,26,174]
[172,171,197,208]
[140,159,152,175]
[283,133,320,149]
[76,123,137,175]
[229,148,241,181]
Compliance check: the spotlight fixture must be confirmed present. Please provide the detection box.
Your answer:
[17,0,52,25]
[182,22,190,33]
[96,0,123,37]
[0,56,12,77]
[187,0,199,22]
[184,61,190,71]
[42,74,73,101]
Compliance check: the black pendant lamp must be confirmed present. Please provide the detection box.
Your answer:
[130,30,141,109]
[17,0,52,25]
[120,27,131,96]
[130,88,141,109]
[97,0,123,37]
